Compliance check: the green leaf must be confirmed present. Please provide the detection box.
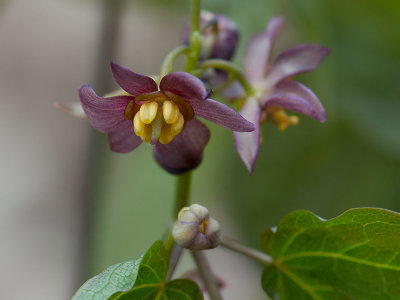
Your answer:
[71,258,143,300]
[72,241,202,300]
[116,240,203,300]
[261,208,400,299]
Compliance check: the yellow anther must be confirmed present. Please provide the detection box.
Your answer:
[133,113,145,136]
[141,125,152,143]
[273,109,299,131]
[170,113,184,136]
[139,101,158,124]
[162,101,180,124]
[198,218,209,234]
[159,126,175,144]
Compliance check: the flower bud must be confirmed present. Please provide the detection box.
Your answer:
[173,204,221,250]
[183,11,239,61]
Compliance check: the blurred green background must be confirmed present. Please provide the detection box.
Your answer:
[84,0,400,291]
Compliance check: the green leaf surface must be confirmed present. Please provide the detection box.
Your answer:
[71,258,143,300]
[261,208,400,299]
[72,241,202,300]
[116,240,203,300]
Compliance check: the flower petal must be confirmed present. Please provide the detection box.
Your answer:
[108,120,142,153]
[107,120,142,153]
[261,81,327,122]
[110,62,158,96]
[191,98,255,132]
[160,72,208,101]
[233,98,261,174]
[79,85,133,132]
[265,44,331,87]
[244,17,285,81]
[153,119,210,174]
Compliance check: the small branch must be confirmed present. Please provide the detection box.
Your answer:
[199,59,256,96]
[160,45,190,78]
[219,237,273,266]
[191,251,223,300]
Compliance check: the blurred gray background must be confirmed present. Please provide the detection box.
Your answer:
[1,0,399,299]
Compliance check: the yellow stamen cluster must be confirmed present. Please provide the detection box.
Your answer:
[133,100,185,144]
[273,109,299,131]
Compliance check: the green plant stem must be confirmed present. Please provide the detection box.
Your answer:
[166,243,183,281]
[174,172,192,217]
[160,45,190,78]
[199,59,257,96]
[185,0,202,73]
[191,251,223,300]
[220,237,273,265]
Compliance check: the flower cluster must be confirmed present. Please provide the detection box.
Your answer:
[61,13,329,175]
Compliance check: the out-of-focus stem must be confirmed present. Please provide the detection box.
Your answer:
[199,59,257,96]
[220,237,273,265]
[160,46,190,78]
[191,251,223,300]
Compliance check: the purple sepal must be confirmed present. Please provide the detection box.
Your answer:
[244,17,285,81]
[261,81,327,122]
[153,119,210,175]
[79,85,133,133]
[160,72,208,101]
[110,62,158,96]
[108,120,143,153]
[234,98,261,174]
[265,44,331,88]
[192,98,255,132]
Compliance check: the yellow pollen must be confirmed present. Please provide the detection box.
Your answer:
[273,109,299,131]
[133,97,186,144]
[199,218,209,234]
[139,101,158,124]
[170,113,184,135]
[133,113,145,136]
[162,101,180,124]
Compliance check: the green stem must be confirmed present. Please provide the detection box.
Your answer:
[160,45,190,78]
[191,251,223,300]
[199,59,257,96]
[174,172,192,217]
[185,0,202,73]
[219,237,273,265]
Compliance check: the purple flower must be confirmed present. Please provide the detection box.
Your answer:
[234,17,330,173]
[183,11,239,61]
[79,62,254,174]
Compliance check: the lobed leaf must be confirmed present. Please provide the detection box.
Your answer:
[261,208,400,299]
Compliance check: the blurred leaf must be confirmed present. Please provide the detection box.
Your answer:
[71,258,143,300]
[261,208,400,299]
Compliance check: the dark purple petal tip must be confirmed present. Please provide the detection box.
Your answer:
[261,81,327,122]
[79,85,133,133]
[267,44,331,87]
[160,72,208,101]
[110,62,158,97]
[192,98,255,132]
[153,119,210,175]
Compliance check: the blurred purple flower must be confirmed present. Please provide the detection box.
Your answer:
[234,17,330,173]
[79,62,254,174]
[183,11,239,61]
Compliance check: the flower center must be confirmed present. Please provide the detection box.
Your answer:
[126,92,193,144]
[272,109,299,131]
[198,217,209,234]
